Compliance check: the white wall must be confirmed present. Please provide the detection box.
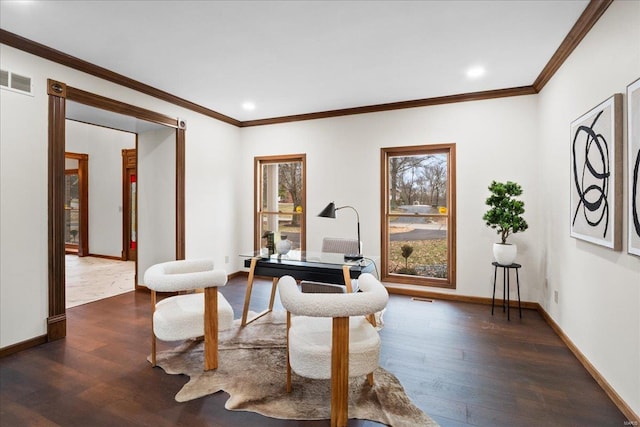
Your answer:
[0,62,48,348]
[0,44,240,348]
[537,0,640,416]
[137,127,176,282]
[66,120,136,257]
[239,95,542,301]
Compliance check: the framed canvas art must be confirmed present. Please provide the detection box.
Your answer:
[569,94,622,250]
[628,78,640,256]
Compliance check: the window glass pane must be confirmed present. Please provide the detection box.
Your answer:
[388,153,448,208]
[259,213,302,251]
[261,162,303,214]
[388,216,448,279]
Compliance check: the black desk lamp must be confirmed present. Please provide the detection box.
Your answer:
[318,202,362,261]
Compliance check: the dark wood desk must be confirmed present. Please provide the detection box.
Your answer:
[240,251,374,326]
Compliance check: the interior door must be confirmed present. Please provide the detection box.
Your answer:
[65,152,89,257]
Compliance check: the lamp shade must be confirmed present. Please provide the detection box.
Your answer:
[317,202,336,218]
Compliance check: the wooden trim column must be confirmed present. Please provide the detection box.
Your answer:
[176,122,186,260]
[47,79,67,341]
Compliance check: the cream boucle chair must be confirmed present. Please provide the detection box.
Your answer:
[278,273,389,427]
[143,259,234,371]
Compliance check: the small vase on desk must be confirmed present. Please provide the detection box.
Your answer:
[276,235,292,255]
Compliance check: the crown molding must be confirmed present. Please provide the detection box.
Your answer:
[240,86,537,127]
[0,29,241,127]
[533,0,613,92]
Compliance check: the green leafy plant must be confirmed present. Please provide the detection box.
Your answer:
[483,180,528,244]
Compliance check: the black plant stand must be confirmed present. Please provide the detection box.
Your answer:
[491,262,522,320]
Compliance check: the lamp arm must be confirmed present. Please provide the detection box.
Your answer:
[336,205,361,254]
[335,205,359,222]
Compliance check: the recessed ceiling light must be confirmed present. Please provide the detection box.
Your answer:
[242,101,256,111]
[466,66,486,79]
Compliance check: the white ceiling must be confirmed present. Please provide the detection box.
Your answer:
[0,0,589,122]
[66,101,166,133]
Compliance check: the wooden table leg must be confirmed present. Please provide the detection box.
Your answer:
[268,277,278,311]
[242,257,277,327]
[241,257,258,326]
[342,265,353,293]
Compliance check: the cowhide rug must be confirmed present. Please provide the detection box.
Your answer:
[151,311,438,426]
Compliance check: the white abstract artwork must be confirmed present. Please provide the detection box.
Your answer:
[569,94,622,249]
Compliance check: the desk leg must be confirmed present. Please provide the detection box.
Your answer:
[241,258,259,326]
[242,258,278,327]
[344,265,377,327]
[268,277,278,310]
[342,265,353,293]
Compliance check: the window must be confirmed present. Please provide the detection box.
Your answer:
[381,144,456,288]
[254,154,306,252]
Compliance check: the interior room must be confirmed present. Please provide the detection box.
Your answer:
[64,117,138,308]
[0,1,638,426]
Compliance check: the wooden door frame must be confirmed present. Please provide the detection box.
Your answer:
[64,152,89,256]
[122,148,137,262]
[47,79,186,342]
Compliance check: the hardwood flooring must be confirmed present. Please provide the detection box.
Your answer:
[0,276,627,426]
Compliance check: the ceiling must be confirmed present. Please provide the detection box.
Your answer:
[0,1,590,123]
[66,101,167,133]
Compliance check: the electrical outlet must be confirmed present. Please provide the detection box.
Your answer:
[554,290,559,304]
[225,255,229,264]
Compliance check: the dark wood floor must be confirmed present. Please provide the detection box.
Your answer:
[0,276,627,426]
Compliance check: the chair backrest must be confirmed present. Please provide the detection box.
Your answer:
[143,258,227,292]
[321,237,360,254]
[278,273,388,318]
[300,281,346,294]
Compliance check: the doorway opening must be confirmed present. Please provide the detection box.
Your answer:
[47,79,185,341]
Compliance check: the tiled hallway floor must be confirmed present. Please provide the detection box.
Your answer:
[65,255,135,308]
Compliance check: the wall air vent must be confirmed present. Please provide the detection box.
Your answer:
[0,69,33,96]
[0,70,8,87]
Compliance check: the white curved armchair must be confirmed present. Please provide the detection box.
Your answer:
[144,259,234,371]
[278,273,388,427]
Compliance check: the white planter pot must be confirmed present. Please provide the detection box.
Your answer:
[493,243,517,265]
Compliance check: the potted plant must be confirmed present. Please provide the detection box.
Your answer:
[483,180,528,265]
[397,244,417,275]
